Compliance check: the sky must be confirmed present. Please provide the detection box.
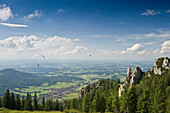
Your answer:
[0,0,170,60]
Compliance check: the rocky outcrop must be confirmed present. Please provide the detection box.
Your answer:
[119,66,143,97]
[148,57,170,76]
[77,80,105,99]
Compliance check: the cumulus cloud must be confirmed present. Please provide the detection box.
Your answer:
[24,10,41,20]
[0,35,84,57]
[127,44,143,51]
[141,9,160,16]
[121,44,143,55]
[160,40,170,54]
[0,4,13,21]
[0,23,28,27]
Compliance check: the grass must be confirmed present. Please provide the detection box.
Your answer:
[0,108,62,113]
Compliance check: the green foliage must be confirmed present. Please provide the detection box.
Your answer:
[55,99,59,111]
[33,92,39,111]
[15,94,21,110]
[82,94,90,112]
[2,89,11,109]
[10,92,16,110]
[24,93,33,111]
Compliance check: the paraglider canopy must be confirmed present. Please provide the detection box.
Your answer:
[32,54,46,59]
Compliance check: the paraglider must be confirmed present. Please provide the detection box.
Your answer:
[32,54,46,66]
[32,54,46,59]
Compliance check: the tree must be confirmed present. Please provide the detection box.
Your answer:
[10,92,16,110]
[21,96,25,110]
[127,85,137,113]
[33,92,39,111]
[15,94,21,110]
[70,98,77,109]
[42,97,45,110]
[112,83,119,113]
[55,99,59,111]
[106,95,113,112]
[120,87,128,113]
[100,94,106,113]
[45,99,52,111]
[82,94,90,112]
[2,89,11,109]
[24,93,33,111]
[59,102,63,112]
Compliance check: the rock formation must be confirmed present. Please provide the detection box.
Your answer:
[119,66,143,97]
[77,80,105,99]
[149,57,170,76]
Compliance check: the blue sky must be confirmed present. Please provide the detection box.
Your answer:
[0,0,170,60]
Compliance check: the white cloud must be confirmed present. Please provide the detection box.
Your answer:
[165,10,170,13]
[0,23,28,27]
[58,8,64,13]
[0,35,86,58]
[65,46,88,55]
[141,9,160,16]
[160,40,170,54]
[127,44,143,51]
[121,44,143,55]
[137,51,150,55]
[24,10,41,20]
[0,4,13,21]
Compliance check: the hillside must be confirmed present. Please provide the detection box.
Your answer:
[70,57,170,112]
[0,69,83,96]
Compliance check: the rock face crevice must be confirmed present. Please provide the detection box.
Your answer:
[119,66,143,97]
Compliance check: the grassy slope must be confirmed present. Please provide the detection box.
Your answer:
[0,108,62,113]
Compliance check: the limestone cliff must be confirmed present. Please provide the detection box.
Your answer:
[119,66,144,97]
[148,57,170,76]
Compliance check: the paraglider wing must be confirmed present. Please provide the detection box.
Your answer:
[32,54,46,59]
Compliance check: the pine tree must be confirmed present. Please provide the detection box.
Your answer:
[59,102,63,112]
[24,93,33,111]
[21,96,25,110]
[82,94,90,112]
[2,89,11,109]
[10,92,16,110]
[127,85,137,113]
[106,95,113,112]
[120,87,128,113]
[100,94,106,113]
[45,99,52,111]
[33,92,39,111]
[15,94,21,110]
[70,98,77,109]
[42,97,45,110]
[112,83,119,113]
[55,99,59,111]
